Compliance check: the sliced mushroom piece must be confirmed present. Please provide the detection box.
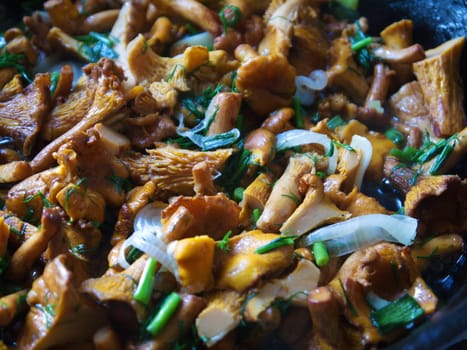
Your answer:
[216,230,295,292]
[244,257,320,322]
[257,154,314,233]
[195,290,245,347]
[168,235,216,293]
[192,161,217,196]
[280,174,350,237]
[413,37,466,137]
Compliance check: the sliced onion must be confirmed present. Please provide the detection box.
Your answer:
[299,214,417,257]
[294,70,328,107]
[350,135,373,189]
[172,32,213,51]
[276,129,337,174]
[133,203,165,234]
[118,203,178,275]
[295,76,316,106]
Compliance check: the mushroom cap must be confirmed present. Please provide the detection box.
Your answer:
[236,54,296,116]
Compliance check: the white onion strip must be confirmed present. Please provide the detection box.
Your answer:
[298,214,417,257]
[350,135,373,190]
[276,129,337,174]
[118,203,178,276]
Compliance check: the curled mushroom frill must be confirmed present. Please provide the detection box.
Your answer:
[120,145,233,199]
[404,175,467,237]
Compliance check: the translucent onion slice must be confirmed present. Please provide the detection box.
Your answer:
[294,70,328,106]
[276,129,337,174]
[172,32,213,51]
[366,292,391,310]
[299,214,417,257]
[350,135,373,189]
[118,203,177,275]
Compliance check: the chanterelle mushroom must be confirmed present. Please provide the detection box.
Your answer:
[0,73,51,156]
[235,44,296,115]
[404,175,467,236]
[17,254,107,350]
[413,37,466,137]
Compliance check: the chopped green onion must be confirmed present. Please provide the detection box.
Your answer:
[370,294,424,334]
[333,140,356,152]
[252,208,261,227]
[327,115,346,130]
[312,241,329,267]
[384,128,405,147]
[351,37,372,51]
[219,5,242,33]
[233,187,244,202]
[134,257,158,305]
[146,292,182,336]
[292,97,304,129]
[429,141,455,175]
[256,236,296,254]
[217,230,232,252]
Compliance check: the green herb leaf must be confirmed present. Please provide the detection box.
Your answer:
[217,230,232,252]
[256,236,296,254]
[281,192,301,205]
[23,191,54,208]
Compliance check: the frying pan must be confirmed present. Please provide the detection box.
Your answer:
[1,1,466,349]
[359,1,467,349]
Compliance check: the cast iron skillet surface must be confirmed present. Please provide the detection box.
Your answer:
[361,1,467,349]
[1,1,467,349]
[359,1,467,349]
